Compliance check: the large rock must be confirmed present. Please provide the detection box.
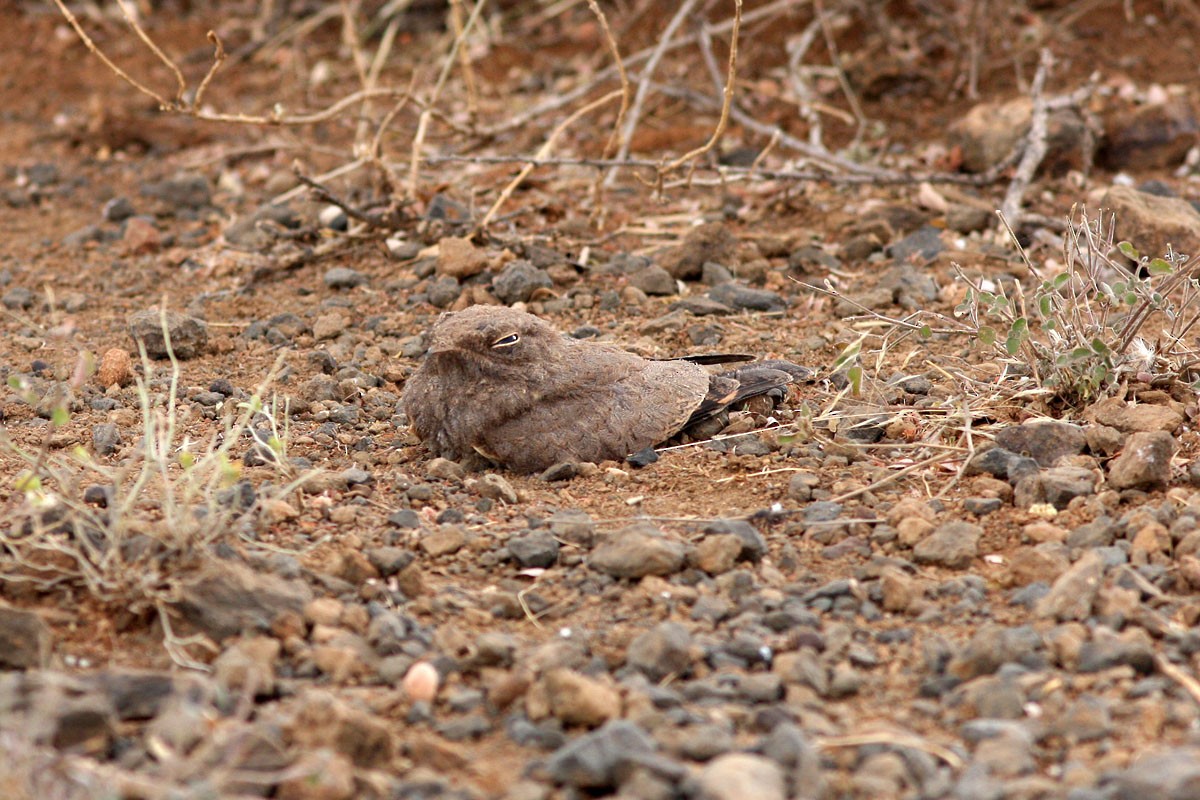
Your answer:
[588,523,686,578]
[1107,431,1176,491]
[994,420,1086,467]
[172,561,311,642]
[0,607,51,669]
[1100,185,1200,263]
[1036,550,1104,621]
[1100,95,1199,170]
[546,720,660,789]
[695,753,786,800]
[127,309,209,360]
[948,97,1092,174]
[661,223,738,280]
[912,521,981,569]
[1113,746,1200,800]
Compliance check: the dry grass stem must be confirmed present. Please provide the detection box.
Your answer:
[604,0,700,187]
[999,48,1054,227]
[812,0,867,146]
[587,0,631,160]
[448,0,480,124]
[477,89,624,230]
[662,0,743,177]
[408,0,489,199]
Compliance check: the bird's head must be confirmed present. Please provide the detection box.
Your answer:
[425,305,561,375]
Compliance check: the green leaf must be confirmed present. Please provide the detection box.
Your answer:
[1148,258,1173,276]
[7,376,22,390]
[179,452,195,470]
[1118,241,1140,260]
[919,325,932,339]
[14,471,41,493]
[1091,338,1110,355]
[847,365,862,395]
[1039,295,1053,317]
[1010,317,1029,337]
[50,406,69,427]
[831,337,863,372]
[1053,272,1071,289]
[978,326,997,346]
[1124,292,1138,305]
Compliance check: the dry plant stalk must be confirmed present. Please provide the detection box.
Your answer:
[661,0,743,177]
[604,0,700,187]
[1,326,311,669]
[407,0,489,199]
[588,0,632,160]
[52,0,411,126]
[477,89,624,230]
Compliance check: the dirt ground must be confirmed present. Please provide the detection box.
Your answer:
[5,1,1200,799]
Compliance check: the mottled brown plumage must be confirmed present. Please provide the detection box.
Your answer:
[401,305,806,473]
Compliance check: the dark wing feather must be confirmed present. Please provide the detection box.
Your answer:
[656,353,755,366]
[684,360,810,427]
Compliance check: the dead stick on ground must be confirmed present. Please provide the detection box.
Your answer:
[477,89,624,231]
[662,0,742,178]
[587,0,631,160]
[419,153,1013,186]
[604,0,700,187]
[999,48,1053,227]
[408,0,489,199]
[51,0,170,107]
[817,731,964,769]
[1157,654,1200,706]
[828,452,948,504]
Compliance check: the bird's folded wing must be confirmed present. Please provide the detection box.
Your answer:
[655,353,755,366]
[685,361,810,427]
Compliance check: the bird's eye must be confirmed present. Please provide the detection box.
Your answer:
[492,332,520,348]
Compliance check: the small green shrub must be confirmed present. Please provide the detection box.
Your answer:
[954,207,1200,405]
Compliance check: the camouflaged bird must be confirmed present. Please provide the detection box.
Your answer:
[401,305,807,473]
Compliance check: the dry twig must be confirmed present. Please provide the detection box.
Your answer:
[477,90,624,231]
[999,48,1054,227]
[604,0,701,187]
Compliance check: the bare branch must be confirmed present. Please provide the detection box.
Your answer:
[51,0,171,108]
[115,0,187,103]
[604,0,700,186]
[999,48,1054,227]
[193,31,227,110]
[663,0,743,175]
[477,89,624,231]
